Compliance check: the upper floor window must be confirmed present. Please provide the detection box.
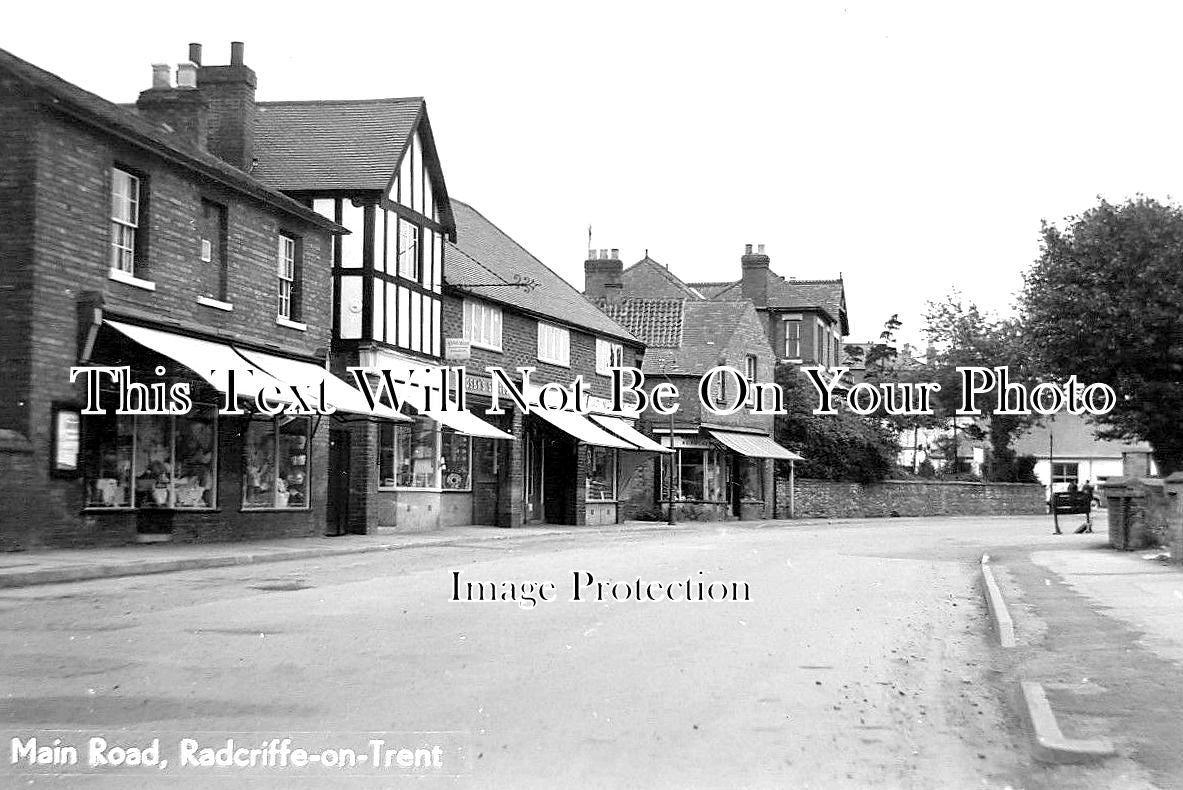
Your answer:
[277,233,300,321]
[464,299,503,351]
[595,339,623,376]
[200,199,227,301]
[816,319,826,365]
[537,322,570,367]
[397,216,420,280]
[110,168,141,274]
[783,317,802,360]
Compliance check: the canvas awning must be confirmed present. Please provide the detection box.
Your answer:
[530,407,636,449]
[355,350,512,439]
[106,320,291,403]
[235,349,408,421]
[589,415,673,453]
[707,429,802,460]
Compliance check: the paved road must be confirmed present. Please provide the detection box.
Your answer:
[0,518,1067,788]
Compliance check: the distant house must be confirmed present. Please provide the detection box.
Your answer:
[688,244,848,370]
[1012,413,1157,497]
[586,250,798,521]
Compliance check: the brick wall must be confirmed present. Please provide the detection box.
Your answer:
[0,99,335,549]
[777,478,1046,519]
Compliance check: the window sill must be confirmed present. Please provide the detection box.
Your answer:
[276,316,308,331]
[240,506,312,512]
[377,487,473,493]
[537,358,571,368]
[108,268,156,291]
[197,296,234,312]
[470,340,502,352]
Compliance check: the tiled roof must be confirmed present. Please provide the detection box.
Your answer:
[621,256,705,299]
[690,271,848,333]
[598,298,751,375]
[597,299,684,347]
[687,281,738,299]
[253,98,421,191]
[0,47,341,233]
[446,200,640,345]
[1013,413,1153,458]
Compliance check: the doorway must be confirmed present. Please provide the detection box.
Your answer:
[327,428,351,536]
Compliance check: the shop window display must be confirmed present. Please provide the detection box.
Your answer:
[242,417,310,509]
[736,457,764,501]
[378,417,471,490]
[678,449,725,501]
[85,407,217,509]
[586,446,616,501]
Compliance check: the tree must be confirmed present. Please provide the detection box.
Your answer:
[774,364,899,483]
[1021,196,1183,474]
[922,293,1036,481]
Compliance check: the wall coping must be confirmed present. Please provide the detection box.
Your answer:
[791,478,1043,489]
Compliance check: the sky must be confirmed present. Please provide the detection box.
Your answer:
[8,1,1183,346]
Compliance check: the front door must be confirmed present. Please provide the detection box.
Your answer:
[729,455,742,518]
[327,429,351,536]
[525,425,544,523]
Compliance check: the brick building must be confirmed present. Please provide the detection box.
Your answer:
[689,244,848,370]
[586,251,796,520]
[444,208,660,526]
[0,45,360,549]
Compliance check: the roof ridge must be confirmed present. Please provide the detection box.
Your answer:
[0,46,341,233]
[257,97,424,107]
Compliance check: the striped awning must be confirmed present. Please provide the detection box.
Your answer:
[707,430,802,460]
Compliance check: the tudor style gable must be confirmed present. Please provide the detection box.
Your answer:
[253,99,454,359]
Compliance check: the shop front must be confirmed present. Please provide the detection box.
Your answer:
[656,427,797,521]
[72,319,394,543]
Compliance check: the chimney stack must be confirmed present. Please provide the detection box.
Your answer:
[740,242,771,307]
[584,248,624,302]
[137,55,209,149]
[197,41,257,171]
[151,64,171,89]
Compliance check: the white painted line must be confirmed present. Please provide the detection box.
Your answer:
[1019,681,1116,764]
[980,553,1016,648]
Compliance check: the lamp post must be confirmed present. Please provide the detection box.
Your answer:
[660,359,677,525]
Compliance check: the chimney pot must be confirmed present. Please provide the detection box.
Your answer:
[188,42,202,66]
[610,248,619,259]
[176,62,198,89]
[757,243,765,254]
[587,249,595,260]
[745,243,753,254]
[151,63,171,89]
[230,41,245,66]
[599,248,608,259]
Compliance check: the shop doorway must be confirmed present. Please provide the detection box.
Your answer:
[326,429,351,536]
[524,425,544,523]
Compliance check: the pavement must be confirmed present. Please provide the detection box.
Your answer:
[985,524,1183,789]
[0,522,684,588]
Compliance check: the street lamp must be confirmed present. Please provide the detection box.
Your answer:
[660,358,677,525]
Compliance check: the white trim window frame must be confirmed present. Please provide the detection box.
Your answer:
[463,299,503,351]
[595,338,623,376]
[277,234,296,320]
[537,322,570,367]
[110,168,140,274]
[783,315,802,361]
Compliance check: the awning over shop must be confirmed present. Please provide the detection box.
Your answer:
[356,348,512,439]
[531,407,636,450]
[106,320,291,402]
[589,415,673,453]
[235,349,409,421]
[707,429,803,461]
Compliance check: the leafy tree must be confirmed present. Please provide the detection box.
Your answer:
[919,292,1038,480]
[1022,196,1183,474]
[774,364,899,483]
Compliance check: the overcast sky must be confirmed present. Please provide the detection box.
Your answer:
[8,2,1183,345]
